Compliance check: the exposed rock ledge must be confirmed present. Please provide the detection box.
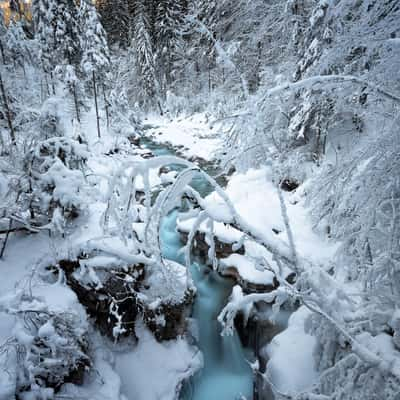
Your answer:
[58,253,194,343]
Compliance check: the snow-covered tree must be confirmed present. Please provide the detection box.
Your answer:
[32,0,57,92]
[33,0,83,121]
[52,0,83,122]
[96,0,130,47]
[4,20,31,72]
[80,0,110,138]
[131,0,158,109]
[154,0,185,93]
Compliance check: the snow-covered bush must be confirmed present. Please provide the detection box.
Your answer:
[37,97,66,140]
[1,136,90,233]
[0,282,90,398]
[23,137,88,222]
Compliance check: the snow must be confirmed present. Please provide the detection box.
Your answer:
[143,114,222,161]
[115,324,202,400]
[142,259,194,305]
[178,165,337,287]
[30,282,87,320]
[59,344,125,400]
[266,306,318,393]
[177,216,242,244]
[0,232,55,399]
[220,253,275,285]
[208,167,338,266]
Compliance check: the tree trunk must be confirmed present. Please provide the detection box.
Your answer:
[50,70,55,95]
[0,39,5,64]
[208,63,211,94]
[0,70,16,145]
[72,83,81,123]
[102,84,109,128]
[93,71,101,138]
[0,219,12,259]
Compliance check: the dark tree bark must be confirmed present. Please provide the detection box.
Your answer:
[0,70,16,145]
[93,71,101,138]
[0,219,12,259]
[102,84,109,128]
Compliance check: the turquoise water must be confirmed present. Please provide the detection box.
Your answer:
[144,138,254,400]
[161,211,253,400]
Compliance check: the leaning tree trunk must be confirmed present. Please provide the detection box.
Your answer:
[92,71,101,138]
[0,70,16,145]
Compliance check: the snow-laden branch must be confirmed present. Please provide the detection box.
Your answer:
[218,285,286,336]
[259,75,400,104]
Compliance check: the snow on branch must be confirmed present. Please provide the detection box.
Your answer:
[260,74,400,104]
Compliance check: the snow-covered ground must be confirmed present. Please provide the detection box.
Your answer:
[266,306,318,393]
[115,324,202,400]
[143,113,222,161]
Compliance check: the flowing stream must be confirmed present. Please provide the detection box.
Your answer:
[142,138,254,399]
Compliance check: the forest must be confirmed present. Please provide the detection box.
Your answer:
[0,0,399,399]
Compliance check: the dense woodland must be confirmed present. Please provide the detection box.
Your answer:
[0,0,399,399]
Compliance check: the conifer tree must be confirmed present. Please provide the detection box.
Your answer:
[32,0,56,92]
[80,0,110,138]
[154,0,185,92]
[96,0,130,47]
[5,20,30,72]
[52,0,82,122]
[0,10,15,145]
[132,0,158,109]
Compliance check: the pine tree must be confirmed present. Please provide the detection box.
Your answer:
[52,0,81,67]
[132,0,158,109]
[32,0,56,90]
[0,9,15,145]
[154,0,185,92]
[80,0,110,138]
[0,70,16,145]
[96,0,130,47]
[5,20,30,72]
[52,0,82,122]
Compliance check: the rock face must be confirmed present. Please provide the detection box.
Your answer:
[179,229,280,294]
[179,230,245,260]
[143,289,195,341]
[59,258,145,341]
[220,265,278,294]
[128,135,141,146]
[59,255,193,342]
[234,303,291,400]
[280,178,300,192]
